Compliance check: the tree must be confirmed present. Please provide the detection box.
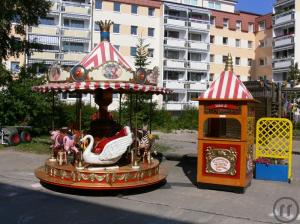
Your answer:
[0,0,52,61]
[287,62,300,82]
[134,37,150,68]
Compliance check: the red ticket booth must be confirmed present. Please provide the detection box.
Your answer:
[194,55,255,192]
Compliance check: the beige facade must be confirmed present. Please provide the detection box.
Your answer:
[254,24,273,80]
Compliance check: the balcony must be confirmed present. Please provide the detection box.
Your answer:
[189,82,206,90]
[62,52,86,61]
[274,10,295,26]
[273,58,293,69]
[189,19,210,31]
[28,26,58,36]
[188,61,208,70]
[164,81,185,89]
[164,16,186,27]
[164,102,186,111]
[30,52,58,60]
[164,59,186,69]
[61,3,91,15]
[189,41,209,51]
[50,2,60,12]
[164,38,186,48]
[62,28,90,39]
[274,34,294,48]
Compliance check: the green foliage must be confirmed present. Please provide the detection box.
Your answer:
[288,62,300,81]
[1,0,51,61]
[134,37,150,68]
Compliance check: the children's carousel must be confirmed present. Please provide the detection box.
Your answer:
[33,21,170,190]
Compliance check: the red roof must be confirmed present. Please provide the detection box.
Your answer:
[80,41,134,71]
[199,71,253,100]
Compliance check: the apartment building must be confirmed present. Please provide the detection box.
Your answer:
[162,1,211,111]
[272,0,299,82]
[209,10,257,82]
[253,14,273,80]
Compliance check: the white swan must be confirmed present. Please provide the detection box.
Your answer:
[81,126,133,165]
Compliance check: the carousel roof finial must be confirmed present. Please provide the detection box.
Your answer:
[96,20,114,42]
[225,53,233,72]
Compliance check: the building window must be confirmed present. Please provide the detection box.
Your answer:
[183,0,198,6]
[248,41,253,48]
[223,55,228,63]
[130,47,137,56]
[63,42,85,52]
[113,24,120,33]
[11,62,20,73]
[248,58,252,66]
[148,8,155,16]
[259,58,265,66]
[210,35,215,44]
[236,21,242,31]
[210,54,214,63]
[248,23,254,32]
[40,17,55,25]
[209,73,214,81]
[148,48,154,57]
[188,52,202,61]
[223,18,229,28]
[208,1,221,10]
[236,39,241,47]
[64,19,84,29]
[210,16,215,25]
[235,57,240,65]
[95,0,102,9]
[259,40,265,47]
[114,2,121,12]
[114,45,120,51]
[223,37,228,45]
[131,5,138,14]
[148,28,154,37]
[131,26,137,35]
[94,22,100,31]
[258,21,265,31]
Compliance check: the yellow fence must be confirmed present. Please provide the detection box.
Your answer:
[256,118,293,180]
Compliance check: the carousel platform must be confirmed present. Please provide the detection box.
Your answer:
[35,159,166,190]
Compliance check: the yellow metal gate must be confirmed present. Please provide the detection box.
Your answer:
[256,118,293,181]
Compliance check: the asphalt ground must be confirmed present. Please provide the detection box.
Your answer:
[1,131,300,223]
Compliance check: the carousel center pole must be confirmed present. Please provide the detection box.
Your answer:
[52,91,55,131]
[149,96,153,134]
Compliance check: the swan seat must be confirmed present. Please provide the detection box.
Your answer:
[82,126,133,165]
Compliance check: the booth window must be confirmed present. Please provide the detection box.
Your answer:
[204,118,241,139]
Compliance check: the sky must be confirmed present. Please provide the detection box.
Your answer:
[236,0,276,15]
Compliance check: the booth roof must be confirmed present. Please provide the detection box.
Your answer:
[32,81,171,94]
[80,40,134,71]
[198,71,254,100]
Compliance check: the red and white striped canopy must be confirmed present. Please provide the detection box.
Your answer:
[32,82,171,94]
[80,41,134,71]
[199,71,253,100]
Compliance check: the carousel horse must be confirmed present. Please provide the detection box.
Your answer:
[63,130,79,154]
[81,126,133,165]
[138,132,155,163]
[50,130,64,156]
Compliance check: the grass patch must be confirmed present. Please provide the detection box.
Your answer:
[14,141,51,154]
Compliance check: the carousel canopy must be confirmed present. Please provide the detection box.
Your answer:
[197,55,253,101]
[80,41,134,71]
[32,20,170,95]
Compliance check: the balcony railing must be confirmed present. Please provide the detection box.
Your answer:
[274,34,294,48]
[28,26,59,36]
[30,52,58,60]
[189,19,210,30]
[189,82,206,90]
[273,57,293,69]
[61,28,90,39]
[164,59,186,69]
[164,16,186,27]
[273,10,295,25]
[164,38,186,48]
[62,52,86,61]
[187,61,208,70]
[61,2,91,15]
[164,81,185,89]
[188,41,209,51]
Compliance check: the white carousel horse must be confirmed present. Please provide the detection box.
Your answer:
[81,126,133,165]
